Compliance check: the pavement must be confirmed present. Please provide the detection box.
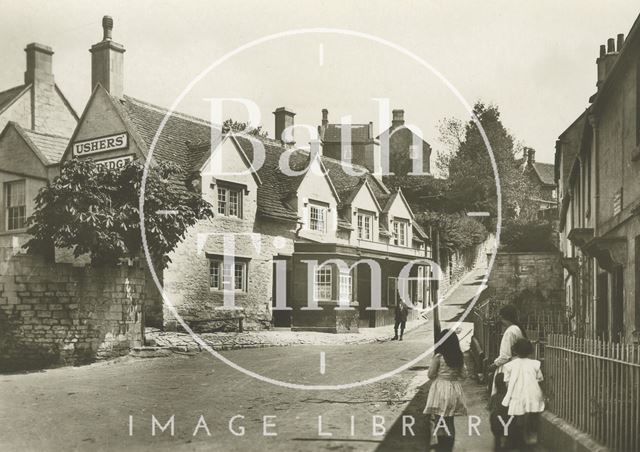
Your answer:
[0,267,514,452]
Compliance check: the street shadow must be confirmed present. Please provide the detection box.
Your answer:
[374,381,431,452]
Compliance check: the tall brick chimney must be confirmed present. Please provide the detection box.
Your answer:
[392,109,405,128]
[596,34,623,89]
[90,16,125,98]
[273,107,295,144]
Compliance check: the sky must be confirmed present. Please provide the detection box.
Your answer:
[1,0,638,165]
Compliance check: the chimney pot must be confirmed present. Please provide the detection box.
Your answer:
[392,109,405,127]
[599,44,606,58]
[90,16,125,98]
[321,108,328,127]
[102,16,114,40]
[607,38,615,53]
[617,33,624,52]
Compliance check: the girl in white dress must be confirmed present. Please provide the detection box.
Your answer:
[502,338,545,445]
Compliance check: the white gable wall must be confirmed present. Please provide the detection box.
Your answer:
[296,158,338,243]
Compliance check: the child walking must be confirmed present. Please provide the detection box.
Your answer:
[424,329,468,452]
[501,338,545,447]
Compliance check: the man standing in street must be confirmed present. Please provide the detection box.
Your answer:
[392,301,409,341]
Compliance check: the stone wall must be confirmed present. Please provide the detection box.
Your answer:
[0,249,146,371]
[163,215,296,333]
[439,234,496,295]
[487,251,565,311]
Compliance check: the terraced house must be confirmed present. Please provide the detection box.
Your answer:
[1,17,433,334]
[556,17,640,342]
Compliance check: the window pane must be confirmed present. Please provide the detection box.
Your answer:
[209,260,220,288]
[218,188,227,215]
[310,205,326,232]
[229,190,240,217]
[234,263,244,290]
[314,266,332,300]
[339,273,352,302]
[6,180,26,230]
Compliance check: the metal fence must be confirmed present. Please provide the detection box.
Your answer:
[470,300,570,373]
[544,334,640,452]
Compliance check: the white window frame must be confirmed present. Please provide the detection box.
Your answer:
[392,219,409,247]
[314,266,332,301]
[5,179,26,231]
[209,259,247,292]
[339,272,352,303]
[309,203,327,233]
[356,211,374,241]
[217,186,243,218]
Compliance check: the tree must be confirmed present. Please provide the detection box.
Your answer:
[416,211,487,252]
[26,158,213,268]
[439,102,531,227]
[223,119,268,137]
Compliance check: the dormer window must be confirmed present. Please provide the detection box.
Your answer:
[309,202,327,232]
[392,219,409,247]
[357,211,374,240]
[217,184,243,218]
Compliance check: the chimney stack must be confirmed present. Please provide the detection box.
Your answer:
[24,43,54,87]
[392,109,405,127]
[321,108,328,127]
[90,15,125,98]
[617,33,625,52]
[525,147,535,164]
[273,107,295,144]
[596,35,622,90]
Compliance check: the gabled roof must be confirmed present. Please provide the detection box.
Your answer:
[21,128,69,166]
[376,123,429,144]
[382,189,416,219]
[118,95,212,171]
[77,89,426,237]
[339,177,383,212]
[1,121,69,167]
[321,124,372,143]
[532,162,555,186]
[0,84,30,114]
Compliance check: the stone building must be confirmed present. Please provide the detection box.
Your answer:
[0,43,78,248]
[0,17,433,333]
[518,147,557,220]
[556,18,640,342]
[318,108,432,177]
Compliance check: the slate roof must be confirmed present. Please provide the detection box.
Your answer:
[533,162,555,186]
[321,124,372,143]
[116,95,212,172]
[22,129,69,165]
[0,85,29,113]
